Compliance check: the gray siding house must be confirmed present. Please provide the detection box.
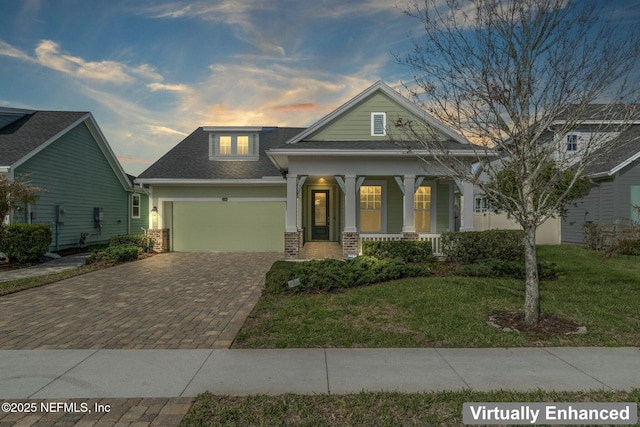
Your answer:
[0,107,148,250]
[562,123,640,244]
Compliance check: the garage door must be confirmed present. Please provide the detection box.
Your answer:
[172,201,285,252]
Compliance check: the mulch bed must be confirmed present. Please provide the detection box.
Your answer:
[490,311,583,337]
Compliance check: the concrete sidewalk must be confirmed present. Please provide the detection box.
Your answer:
[0,253,88,282]
[2,347,639,399]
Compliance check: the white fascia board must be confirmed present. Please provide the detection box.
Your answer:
[134,178,286,185]
[594,150,640,177]
[266,149,482,157]
[0,167,9,173]
[551,120,640,126]
[202,126,263,132]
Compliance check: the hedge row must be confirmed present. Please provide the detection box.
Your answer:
[0,223,52,263]
[266,255,430,293]
[86,234,148,265]
[441,230,524,263]
[361,240,432,263]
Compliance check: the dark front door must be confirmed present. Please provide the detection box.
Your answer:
[311,190,330,240]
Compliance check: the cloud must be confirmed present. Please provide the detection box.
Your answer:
[145,125,188,136]
[270,103,317,112]
[147,82,191,92]
[0,39,163,85]
[117,156,152,164]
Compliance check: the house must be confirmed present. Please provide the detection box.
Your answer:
[561,115,640,244]
[471,104,640,246]
[0,107,149,251]
[136,81,478,257]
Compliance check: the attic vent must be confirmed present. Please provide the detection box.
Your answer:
[371,112,386,136]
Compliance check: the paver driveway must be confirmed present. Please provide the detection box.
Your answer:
[0,252,281,349]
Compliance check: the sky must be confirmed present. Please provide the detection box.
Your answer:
[1,0,639,175]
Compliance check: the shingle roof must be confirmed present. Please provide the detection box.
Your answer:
[588,124,640,175]
[0,110,88,166]
[138,127,305,180]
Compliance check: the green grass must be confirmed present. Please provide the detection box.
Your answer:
[234,245,640,348]
[181,390,640,427]
[0,264,104,296]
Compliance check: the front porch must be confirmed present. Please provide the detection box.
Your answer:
[284,173,473,259]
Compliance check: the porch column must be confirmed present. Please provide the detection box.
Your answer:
[343,175,359,257]
[460,180,475,232]
[285,174,300,258]
[402,175,417,239]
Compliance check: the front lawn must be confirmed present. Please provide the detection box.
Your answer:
[181,390,640,427]
[233,245,640,348]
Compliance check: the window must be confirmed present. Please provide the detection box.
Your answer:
[237,136,249,155]
[219,136,232,155]
[371,112,386,136]
[210,133,259,159]
[474,197,489,213]
[414,186,431,232]
[360,185,382,232]
[566,134,578,152]
[132,194,140,218]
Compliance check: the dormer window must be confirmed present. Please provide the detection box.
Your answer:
[371,112,386,136]
[207,127,261,160]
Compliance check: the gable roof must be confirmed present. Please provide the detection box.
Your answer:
[283,80,470,146]
[0,107,133,190]
[137,127,304,182]
[588,124,640,177]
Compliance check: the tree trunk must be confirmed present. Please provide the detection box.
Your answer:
[523,224,540,325]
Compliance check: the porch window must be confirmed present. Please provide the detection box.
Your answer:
[360,185,382,232]
[132,194,140,219]
[414,186,431,232]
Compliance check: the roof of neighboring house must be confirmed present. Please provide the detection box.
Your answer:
[0,109,87,166]
[588,123,640,177]
[137,127,305,180]
[554,104,640,122]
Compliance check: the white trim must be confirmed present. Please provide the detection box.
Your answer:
[159,197,286,203]
[131,193,141,219]
[371,112,386,136]
[135,178,285,185]
[203,126,262,132]
[551,120,640,125]
[267,149,479,157]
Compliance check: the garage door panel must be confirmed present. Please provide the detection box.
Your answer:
[173,201,284,252]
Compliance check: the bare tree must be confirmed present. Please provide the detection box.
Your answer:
[396,0,640,325]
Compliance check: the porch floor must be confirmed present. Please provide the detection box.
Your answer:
[297,242,344,260]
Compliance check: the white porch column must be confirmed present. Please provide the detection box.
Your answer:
[286,174,298,232]
[402,175,416,233]
[460,180,475,231]
[344,175,357,232]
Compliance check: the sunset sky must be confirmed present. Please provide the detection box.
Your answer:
[1,0,638,175]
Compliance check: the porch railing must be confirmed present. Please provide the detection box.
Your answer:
[359,233,443,255]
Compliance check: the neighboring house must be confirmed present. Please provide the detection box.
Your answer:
[0,107,148,251]
[561,118,640,244]
[472,104,640,245]
[137,81,478,257]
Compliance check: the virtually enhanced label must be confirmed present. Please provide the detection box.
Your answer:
[463,402,637,425]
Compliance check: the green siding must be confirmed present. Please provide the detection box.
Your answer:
[632,185,640,223]
[310,92,447,141]
[14,122,145,250]
[436,182,451,232]
[152,185,286,206]
[172,201,284,252]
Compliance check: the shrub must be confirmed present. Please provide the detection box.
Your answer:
[86,244,140,265]
[1,223,52,263]
[361,240,433,262]
[441,230,524,263]
[617,239,640,256]
[108,234,153,251]
[264,256,431,294]
[456,258,557,280]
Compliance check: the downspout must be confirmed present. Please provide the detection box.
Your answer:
[127,191,131,235]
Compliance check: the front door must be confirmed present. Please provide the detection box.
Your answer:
[311,190,330,240]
